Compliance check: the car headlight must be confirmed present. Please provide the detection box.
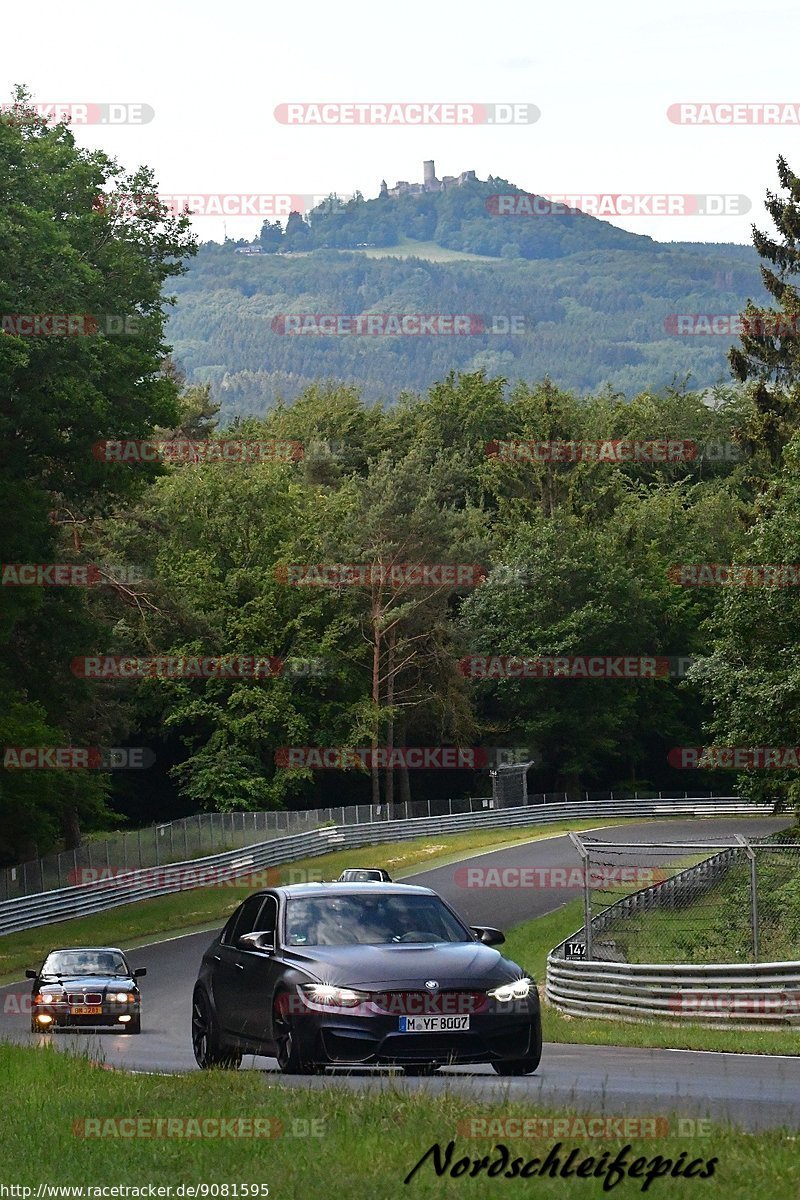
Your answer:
[37,993,58,1004]
[487,977,532,1002]
[300,984,369,1007]
[113,992,134,1003]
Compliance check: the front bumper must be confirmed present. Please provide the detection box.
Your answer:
[292,994,541,1065]
[32,1002,140,1029]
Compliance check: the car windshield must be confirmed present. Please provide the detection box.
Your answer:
[284,894,470,946]
[342,870,382,881]
[40,950,128,977]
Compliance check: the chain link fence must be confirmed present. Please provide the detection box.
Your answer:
[0,796,496,900]
[2,789,748,902]
[567,831,800,964]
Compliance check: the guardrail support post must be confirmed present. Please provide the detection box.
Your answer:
[569,832,592,960]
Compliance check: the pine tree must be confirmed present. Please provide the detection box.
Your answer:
[730,156,800,463]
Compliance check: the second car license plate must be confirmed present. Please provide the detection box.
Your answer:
[70,1006,102,1015]
[399,1015,470,1032]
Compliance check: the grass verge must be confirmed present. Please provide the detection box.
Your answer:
[1,1041,797,1197]
[353,235,499,262]
[504,900,800,1056]
[0,818,613,983]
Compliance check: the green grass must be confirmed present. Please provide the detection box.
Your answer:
[1,1042,797,1196]
[0,819,615,984]
[352,235,499,263]
[504,900,800,1056]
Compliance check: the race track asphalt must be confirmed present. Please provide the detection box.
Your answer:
[2,816,798,1131]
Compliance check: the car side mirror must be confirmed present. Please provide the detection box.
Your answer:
[25,970,37,980]
[237,931,274,952]
[134,968,147,978]
[471,925,505,947]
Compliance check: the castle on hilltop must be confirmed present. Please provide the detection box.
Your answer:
[380,160,478,199]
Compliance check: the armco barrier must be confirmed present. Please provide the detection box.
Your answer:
[546,836,800,1026]
[546,956,800,1026]
[0,796,771,936]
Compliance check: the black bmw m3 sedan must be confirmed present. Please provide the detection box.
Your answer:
[191,882,542,1075]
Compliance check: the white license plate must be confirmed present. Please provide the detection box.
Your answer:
[399,1015,470,1033]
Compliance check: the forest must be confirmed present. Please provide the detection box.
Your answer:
[168,229,761,410]
[3,90,800,862]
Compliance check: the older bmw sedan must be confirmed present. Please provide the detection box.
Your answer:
[336,868,393,883]
[191,883,541,1075]
[27,946,145,1033]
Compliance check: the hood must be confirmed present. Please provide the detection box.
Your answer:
[38,974,135,989]
[280,941,521,989]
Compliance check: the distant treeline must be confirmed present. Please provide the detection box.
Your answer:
[169,236,761,413]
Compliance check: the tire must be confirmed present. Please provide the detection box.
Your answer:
[492,1058,539,1076]
[123,1015,141,1034]
[491,1022,542,1076]
[192,989,241,1070]
[273,992,323,1075]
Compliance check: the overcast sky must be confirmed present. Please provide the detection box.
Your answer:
[3,0,800,244]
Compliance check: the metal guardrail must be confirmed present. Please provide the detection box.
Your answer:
[546,837,800,1026]
[0,795,769,937]
[2,790,741,900]
[546,956,800,1025]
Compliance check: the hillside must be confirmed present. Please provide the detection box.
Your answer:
[167,176,763,416]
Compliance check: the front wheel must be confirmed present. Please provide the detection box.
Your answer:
[491,1058,539,1076]
[192,989,241,1070]
[491,1023,542,1076]
[273,993,323,1075]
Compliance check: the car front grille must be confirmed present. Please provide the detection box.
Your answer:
[67,992,103,1004]
[371,990,488,1016]
[381,1032,484,1058]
